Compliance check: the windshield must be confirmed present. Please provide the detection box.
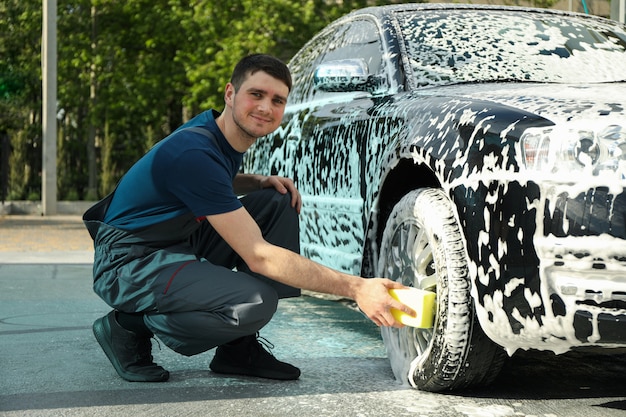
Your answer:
[396,10,626,87]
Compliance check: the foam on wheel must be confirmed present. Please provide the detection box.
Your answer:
[378,188,506,391]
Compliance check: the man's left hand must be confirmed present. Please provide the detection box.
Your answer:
[260,176,302,214]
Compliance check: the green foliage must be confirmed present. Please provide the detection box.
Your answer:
[1,0,405,200]
[1,0,43,200]
[506,0,560,9]
[0,70,26,101]
[179,0,370,114]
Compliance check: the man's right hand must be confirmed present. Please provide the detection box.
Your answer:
[353,278,416,327]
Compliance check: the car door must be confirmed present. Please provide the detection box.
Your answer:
[283,17,388,274]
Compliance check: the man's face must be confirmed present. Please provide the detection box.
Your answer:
[226,70,289,140]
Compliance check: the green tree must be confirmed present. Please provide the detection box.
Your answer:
[87,0,189,194]
[1,0,407,201]
[57,0,92,200]
[0,0,43,200]
[180,0,380,114]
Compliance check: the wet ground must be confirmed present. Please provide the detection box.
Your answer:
[1,214,625,417]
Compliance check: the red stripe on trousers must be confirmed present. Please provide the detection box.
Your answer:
[163,260,196,295]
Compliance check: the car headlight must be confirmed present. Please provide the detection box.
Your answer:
[521,124,626,179]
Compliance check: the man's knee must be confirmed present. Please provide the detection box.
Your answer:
[272,189,296,211]
[241,283,279,328]
[244,189,297,217]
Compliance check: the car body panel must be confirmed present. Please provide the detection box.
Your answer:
[244,3,626,355]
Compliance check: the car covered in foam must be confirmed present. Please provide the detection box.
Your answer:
[244,3,626,391]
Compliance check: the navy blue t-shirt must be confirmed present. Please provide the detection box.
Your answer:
[104,110,244,230]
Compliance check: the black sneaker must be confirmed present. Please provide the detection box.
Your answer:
[209,334,300,380]
[92,311,169,382]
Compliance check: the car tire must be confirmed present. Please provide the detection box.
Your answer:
[378,188,506,392]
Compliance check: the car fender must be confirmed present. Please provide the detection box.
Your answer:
[366,93,569,353]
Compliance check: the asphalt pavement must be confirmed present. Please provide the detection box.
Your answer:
[1,214,625,417]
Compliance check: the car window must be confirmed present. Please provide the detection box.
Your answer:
[395,10,626,87]
[288,30,334,105]
[288,18,384,104]
[322,19,384,76]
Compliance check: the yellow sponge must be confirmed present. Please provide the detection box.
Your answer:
[389,288,437,328]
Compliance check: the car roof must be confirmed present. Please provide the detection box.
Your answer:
[347,2,619,25]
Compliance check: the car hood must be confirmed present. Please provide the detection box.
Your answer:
[418,82,626,124]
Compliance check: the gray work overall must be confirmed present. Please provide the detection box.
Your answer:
[83,189,301,356]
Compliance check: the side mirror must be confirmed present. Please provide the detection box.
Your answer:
[313,59,383,93]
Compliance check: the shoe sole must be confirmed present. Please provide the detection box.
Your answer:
[93,315,169,382]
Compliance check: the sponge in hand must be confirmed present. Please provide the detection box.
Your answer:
[389,288,437,328]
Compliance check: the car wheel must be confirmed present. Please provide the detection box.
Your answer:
[378,188,506,392]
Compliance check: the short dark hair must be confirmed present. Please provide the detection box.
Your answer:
[231,54,292,92]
